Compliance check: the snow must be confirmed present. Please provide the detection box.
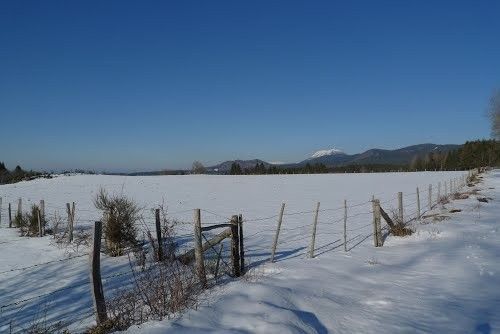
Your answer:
[309,148,344,159]
[0,170,498,333]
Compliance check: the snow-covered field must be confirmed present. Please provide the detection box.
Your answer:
[1,170,498,333]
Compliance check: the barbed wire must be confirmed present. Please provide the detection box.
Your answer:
[0,253,89,276]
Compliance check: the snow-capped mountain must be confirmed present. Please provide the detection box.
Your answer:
[309,148,344,159]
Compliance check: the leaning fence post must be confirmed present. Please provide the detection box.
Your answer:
[155,209,163,262]
[238,214,245,274]
[398,192,403,224]
[230,215,241,277]
[343,199,347,252]
[416,187,421,220]
[89,221,107,325]
[309,202,320,258]
[8,203,12,228]
[428,184,432,210]
[270,203,285,262]
[193,209,207,286]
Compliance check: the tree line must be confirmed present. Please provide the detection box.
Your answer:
[227,140,499,175]
[0,162,45,184]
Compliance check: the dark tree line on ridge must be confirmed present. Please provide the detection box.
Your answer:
[0,163,45,184]
[228,140,499,175]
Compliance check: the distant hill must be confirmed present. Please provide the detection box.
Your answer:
[207,159,271,173]
[295,144,461,167]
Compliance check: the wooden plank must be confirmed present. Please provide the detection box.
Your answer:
[89,221,107,324]
[379,206,396,230]
[201,223,231,232]
[178,227,232,265]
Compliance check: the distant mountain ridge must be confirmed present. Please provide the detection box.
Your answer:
[296,143,460,167]
[210,143,461,172]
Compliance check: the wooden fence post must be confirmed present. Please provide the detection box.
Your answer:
[66,203,73,242]
[8,203,12,228]
[398,192,403,224]
[372,199,382,247]
[416,187,421,220]
[309,202,320,258]
[375,199,382,246]
[89,221,107,325]
[444,181,448,197]
[193,209,207,286]
[270,203,285,262]
[428,184,432,210]
[230,215,241,277]
[40,200,45,235]
[0,197,2,226]
[17,198,22,219]
[37,208,42,237]
[437,182,441,200]
[343,199,347,252]
[155,209,163,262]
[238,214,244,274]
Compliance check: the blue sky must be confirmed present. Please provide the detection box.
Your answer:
[0,1,499,172]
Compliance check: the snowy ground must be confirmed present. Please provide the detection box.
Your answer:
[0,170,498,333]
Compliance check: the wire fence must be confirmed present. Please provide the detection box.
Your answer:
[0,170,475,333]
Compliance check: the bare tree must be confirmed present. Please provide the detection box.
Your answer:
[489,90,500,139]
[191,161,206,174]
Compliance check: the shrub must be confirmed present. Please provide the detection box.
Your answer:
[94,188,140,256]
[88,206,201,333]
[17,204,46,237]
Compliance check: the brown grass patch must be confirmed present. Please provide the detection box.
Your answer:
[391,225,413,236]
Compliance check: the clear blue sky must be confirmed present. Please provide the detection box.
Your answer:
[1,1,498,172]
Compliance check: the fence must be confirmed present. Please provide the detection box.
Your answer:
[0,169,480,332]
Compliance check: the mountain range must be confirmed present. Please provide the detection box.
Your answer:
[208,143,460,173]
